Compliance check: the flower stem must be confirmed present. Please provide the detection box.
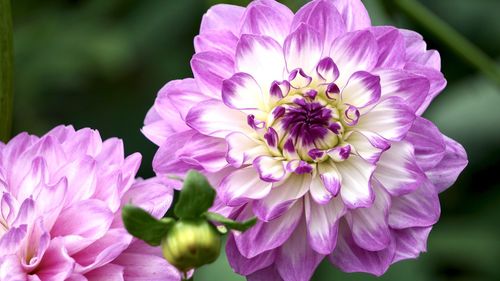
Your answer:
[0,0,14,142]
[392,0,500,86]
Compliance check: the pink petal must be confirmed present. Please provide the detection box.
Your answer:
[369,26,406,68]
[233,201,303,258]
[346,131,389,164]
[225,132,267,168]
[194,30,238,57]
[346,181,391,251]
[247,265,283,281]
[330,30,378,86]
[392,226,432,263]
[341,71,381,109]
[329,0,371,31]
[191,51,234,97]
[239,0,294,44]
[253,156,286,183]
[337,155,375,208]
[375,68,430,113]
[292,0,346,50]
[163,78,211,120]
[284,23,323,73]
[35,238,75,281]
[253,174,311,221]
[388,180,440,229]
[235,34,286,91]
[114,240,182,281]
[0,255,27,281]
[219,166,273,206]
[405,116,446,171]
[51,199,113,255]
[275,219,325,281]
[186,99,248,138]
[222,72,265,110]
[329,221,396,276]
[375,141,426,196]
[84,263,124,281]
[226,235,276,275]
[176,133,228,173]
[305,195,345,254]
[200,4,245,35]
[425,135,468,193]
[357,96,415,142]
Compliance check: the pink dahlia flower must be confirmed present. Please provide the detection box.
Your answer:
[143,0,468,280]
[0,126,182,281]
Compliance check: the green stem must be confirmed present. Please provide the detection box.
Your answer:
[0,0,13,142]
[392,0,500,86]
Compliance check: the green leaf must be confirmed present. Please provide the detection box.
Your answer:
[174,170,216,219]
[122,204,175,246]
[203,212,257,232]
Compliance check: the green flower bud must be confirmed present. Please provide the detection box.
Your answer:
[161,219,221,272]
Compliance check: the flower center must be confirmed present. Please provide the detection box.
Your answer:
[281,98,333,146]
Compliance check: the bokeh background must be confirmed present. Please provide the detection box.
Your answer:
[9,0,500,280]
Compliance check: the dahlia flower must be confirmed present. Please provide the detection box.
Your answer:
[0,126,182,280]
[143,0,468,280]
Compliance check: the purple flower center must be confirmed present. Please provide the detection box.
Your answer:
[281,98,332,145]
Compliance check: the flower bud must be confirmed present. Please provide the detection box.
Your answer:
[161,219,221,272]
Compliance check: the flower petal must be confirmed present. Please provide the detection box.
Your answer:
[284,23,323,73]
[330,30,378,86]
[235,34,286,91]
[234,201,303,258]
[194,30,238,57]
[369,26,406,68]
[329,0,371,31]
[247,266,283,281]
[337,155,375,208]
[346,131,389,164]
[200,4,245,35]
[52,199,114,255]
[176,133,228,173]
[388,180,440,229]
[35,238,75,281]
[84,264,124,281]
[239,0,294,44]
[405,116,446,171]
[152,130,200,174]
[114,240,182,281]
[186,99,248,138]
[329,221,396,276]
[347,181,391,251]
[375,68,430,112]
[276,220,325,281]
[317,160,342,197]
[219,166,273,206]
[392,226,432,263]
[341,71,381,109]
[191,51,234,97]
[425,135,468,193]
[253,156,286,183]
[356,96,415,142]
[0,255,27,281]
[222,72,265,110]
[404,62,446,115]
[225,132,267,168]
[163,78,211,120]
[253,174,311,221]
[291,0,346,50]
[226,235,276,275]
[305,195,345,254]
[374,141,426,196]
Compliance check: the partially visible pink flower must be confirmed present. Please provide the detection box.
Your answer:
[144,0,468,280]
[0,126,181,281]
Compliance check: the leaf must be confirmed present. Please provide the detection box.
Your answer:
[204,212,257,232]
[174,170,216,219]
[122,204,175,246]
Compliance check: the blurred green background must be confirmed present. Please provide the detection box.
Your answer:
[8,0,500,280]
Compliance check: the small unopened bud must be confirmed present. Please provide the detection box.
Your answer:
[161,219,221,272]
